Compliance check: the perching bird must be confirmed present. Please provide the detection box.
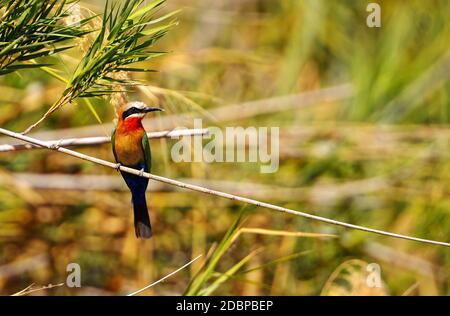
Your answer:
[111,101,163,239]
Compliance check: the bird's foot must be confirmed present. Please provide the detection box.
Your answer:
[49,139,63,149]
[115,163,122,171]
[139,168,145,177]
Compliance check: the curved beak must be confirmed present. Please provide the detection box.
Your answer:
[143,106,164,113]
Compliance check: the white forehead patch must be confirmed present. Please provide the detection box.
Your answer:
[123,101,147,111]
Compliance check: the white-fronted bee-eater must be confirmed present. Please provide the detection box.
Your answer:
[111,101,163,239]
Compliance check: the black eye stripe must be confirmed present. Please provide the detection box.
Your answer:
[122,107,141,119]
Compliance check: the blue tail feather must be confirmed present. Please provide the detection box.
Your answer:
[132,191,152,238]
[120,161,152,239]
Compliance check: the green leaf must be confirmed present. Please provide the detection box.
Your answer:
[184,208,247,296]
[0,0,89,72]
[199,249,261,296]
[128,0,165,21]
[4,63,52,70]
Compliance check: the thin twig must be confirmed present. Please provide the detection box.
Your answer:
[0,127,449,247]
[11,283,64,296]
[238,228,337,239]
[10,283,35,296]
[230,228,337,244]
[402,282,420,296]
[0,128,208,152]
[127,255,203,296]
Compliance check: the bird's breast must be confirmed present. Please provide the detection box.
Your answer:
[114,124,145,167]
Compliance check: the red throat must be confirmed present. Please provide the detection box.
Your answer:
[120,116,143,131]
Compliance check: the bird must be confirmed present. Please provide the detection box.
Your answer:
[111,101,163,239]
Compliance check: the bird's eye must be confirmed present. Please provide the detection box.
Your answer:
[122,107,140,119]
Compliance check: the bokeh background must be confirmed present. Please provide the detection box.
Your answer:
[0,0,450,295]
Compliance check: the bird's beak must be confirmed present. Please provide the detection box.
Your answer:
[142,106,164,113]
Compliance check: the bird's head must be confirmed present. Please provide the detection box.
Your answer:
[119,101,164,121]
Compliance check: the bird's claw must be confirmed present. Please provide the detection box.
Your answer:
[49,139,63,149]
[115,163,122,171]
[139,168,145,177]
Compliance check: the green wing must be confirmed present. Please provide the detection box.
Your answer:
[111,127,118,163]
[141,132,152,172]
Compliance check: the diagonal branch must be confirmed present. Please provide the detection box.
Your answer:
[0,127,449,247]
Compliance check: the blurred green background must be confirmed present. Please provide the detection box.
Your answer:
[0,0,449,295]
